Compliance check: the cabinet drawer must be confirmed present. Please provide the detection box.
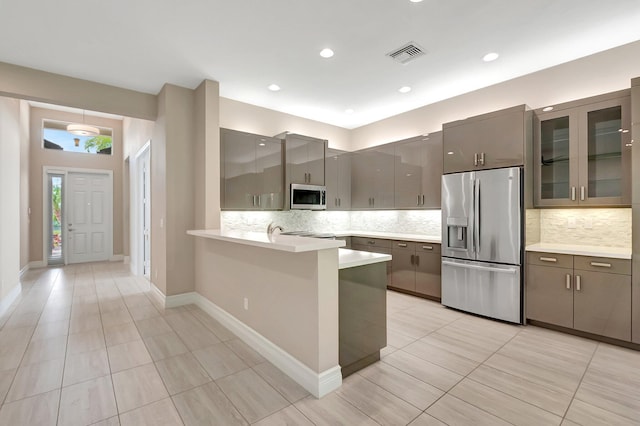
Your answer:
[574,256,631,275]
[417,243,440,254]
[526,252,573,268]
[392,240,416,251]
[351,245,391,255]
[351,237,392,248]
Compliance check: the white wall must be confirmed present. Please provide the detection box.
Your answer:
[351,40,640,151]
[220,97,351,150]
[0,97,22,300]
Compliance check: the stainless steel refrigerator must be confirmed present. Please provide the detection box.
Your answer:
[441,166,523,324]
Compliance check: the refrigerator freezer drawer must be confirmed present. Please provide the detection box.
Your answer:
[441,258,522,323]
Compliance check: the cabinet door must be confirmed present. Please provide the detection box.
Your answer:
[422,132,443,209]
[526,264,573,328]
[535,110,580,206]
[444,107,524,173]
[351,243,392,286]
[394,138,423,209]
[256,137,283,209]
[415,248,441,299]
[390,242,416,292]
[573,270,631,341]
[326,150,351,210]
[222,129,257,209]
[306,140,326,185]
[350,150,374,209]
[285,137,309,184]
[371,144,395,209]
[578,97,632,206]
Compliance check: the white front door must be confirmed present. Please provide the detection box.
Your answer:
[67,172,112,263]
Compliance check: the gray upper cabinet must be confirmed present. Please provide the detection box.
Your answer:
[394,132,442,209]
[535,91,632,207]
[221,128,283,210]
[443,105,529,174]
[284,134,326,185]
[325,149,351,210]
[351,143,395,209]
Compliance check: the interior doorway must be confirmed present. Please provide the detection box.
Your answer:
[43,167,114,265]
[133,141,151,277]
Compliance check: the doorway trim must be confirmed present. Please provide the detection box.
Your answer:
[132,140,151,276]
[42,166,114,266]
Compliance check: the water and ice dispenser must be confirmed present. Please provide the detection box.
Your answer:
[446,217,468,250]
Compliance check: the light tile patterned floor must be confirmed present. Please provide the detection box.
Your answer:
[0,262,639,425]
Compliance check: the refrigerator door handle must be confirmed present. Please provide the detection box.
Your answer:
[474,179,480,255]
[442,260,518,274]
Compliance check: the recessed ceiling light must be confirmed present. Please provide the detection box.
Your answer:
[268,84,281,91]
[542,106,554,112]
[409,0,423,2]
[398,86,412,93]
[258,143,266,146]
[345,108,354,114]
[447,151,454,155]
[320,48,334,58]
[482,52,499,62]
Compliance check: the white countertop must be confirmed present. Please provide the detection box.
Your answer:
[338,248,392,269]
[334,230,441,244]
[526,243,632,260]
[187,229,345,252]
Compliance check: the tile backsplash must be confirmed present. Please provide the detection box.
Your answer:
[221,210,441,236]
[537,208,632,248]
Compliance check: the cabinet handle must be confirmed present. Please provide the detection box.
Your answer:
[257,195,261,206]
[580,186,585,201]
[590,262,612,268]
[539,257,557,263]
[474,152,478,166]
[479,152,485,166]
[576,275,581,291]
[367,240,375,245]
[410,254,415,265]
[421,194,425,206]
[566,274,571,290]
[417,195,420,206]
[397,243,407,248]
[415,255,420,266]
[252,195,257,206]
[571,187,576,201]
[422,245,433,250]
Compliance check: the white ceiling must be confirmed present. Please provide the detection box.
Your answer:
[2,0,640,129]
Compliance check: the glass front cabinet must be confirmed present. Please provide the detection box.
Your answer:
[535,92,631,207]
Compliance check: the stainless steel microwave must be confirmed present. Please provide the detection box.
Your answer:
[290,184,326,210]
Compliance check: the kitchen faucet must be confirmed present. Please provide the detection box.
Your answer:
[267,222,283,235]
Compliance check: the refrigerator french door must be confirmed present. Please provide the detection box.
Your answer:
[441,167,523,323]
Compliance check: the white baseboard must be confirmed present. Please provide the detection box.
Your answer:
[165,292,198,308]
[109,254,124,262]
[19,264,29,278]
[0,283,21,318]
[188,293,342,398]
[149,283,166,308]
[28,260,46,269]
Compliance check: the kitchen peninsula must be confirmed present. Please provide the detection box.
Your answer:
[187,229,391,398]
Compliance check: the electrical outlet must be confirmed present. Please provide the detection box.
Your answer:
[160,218,164,228]
[567,217,577,229]
[243,297,249,310]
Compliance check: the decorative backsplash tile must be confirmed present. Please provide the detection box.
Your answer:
[221,209,441,236]
[537,208,632,248]
[525,209,541,245]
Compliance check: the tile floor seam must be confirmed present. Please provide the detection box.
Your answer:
[55,272,75,426]
[559,340,603,423]
[332,391,385,426]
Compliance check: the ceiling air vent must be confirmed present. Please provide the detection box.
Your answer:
[386,42,426,64]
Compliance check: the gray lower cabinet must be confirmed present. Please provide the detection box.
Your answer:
[390,241,441,299]
[526,251,631,341]
[221,128,283,210]
[351,237,392,286]
[325,149,351,210]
